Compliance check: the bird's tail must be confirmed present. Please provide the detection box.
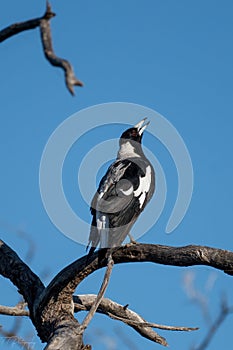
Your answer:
[86,226,98,256]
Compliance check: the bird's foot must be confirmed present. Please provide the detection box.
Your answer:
[128,233,137,245]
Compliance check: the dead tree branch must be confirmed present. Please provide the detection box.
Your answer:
[0,324,33,350]
[39,2,83,95]
[0,17,47,43]
[39,243,233,312]
[1,240,233,349]
[74,294,197,346]
[0,304,29,317]
[81,255,114,331]
[0,241,44,313]
[192,296,233,350]
[0,2,83,95]
[0,293,197,348]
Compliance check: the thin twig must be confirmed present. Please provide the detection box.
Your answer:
[107,313,198,332]
[193,298,233,350]
[183,271,211,325]
[17,230,36,264]
[0,325,34,350]
[81,255,114,331]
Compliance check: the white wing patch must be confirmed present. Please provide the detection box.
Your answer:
[116,178,134,197]
[139,192,146,207]
[119,186,133,196]
[134,165,152,208]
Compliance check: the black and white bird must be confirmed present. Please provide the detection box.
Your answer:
[87,118,155,254]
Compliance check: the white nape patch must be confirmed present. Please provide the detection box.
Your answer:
[118,141,140,159]
[134,165,152,208]
[96,212,109,248]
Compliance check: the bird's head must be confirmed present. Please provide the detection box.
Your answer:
[120,118,149,144]
[118,118,149,158]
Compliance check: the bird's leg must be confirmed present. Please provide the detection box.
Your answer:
[128,232,137,244]
[99,215,109,248]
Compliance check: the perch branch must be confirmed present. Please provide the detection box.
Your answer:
[1,240,233,348]
[37,243,232,347]
[39,243,233,314]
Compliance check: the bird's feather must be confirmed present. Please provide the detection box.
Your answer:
[88,157,154,250]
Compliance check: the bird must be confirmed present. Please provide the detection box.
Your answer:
[87,118,155,255]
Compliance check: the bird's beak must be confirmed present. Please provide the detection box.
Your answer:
[134,117,150,136]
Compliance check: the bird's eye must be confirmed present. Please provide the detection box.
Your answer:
[131,130,138,137]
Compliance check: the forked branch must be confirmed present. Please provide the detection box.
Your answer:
[1,239,233,349]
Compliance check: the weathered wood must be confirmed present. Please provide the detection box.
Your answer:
[1,240,233,349]
[0,2,83,95]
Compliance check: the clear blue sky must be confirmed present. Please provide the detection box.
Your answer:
[1,1,233,349]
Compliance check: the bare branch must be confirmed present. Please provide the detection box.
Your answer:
[0,18,46,43]
[40,243,233,313]
[0,2,83,95]
[0,304,29,317]
[1,240,233,349]
[0,291,198,348]
[193,297,233,350]
[0,240,86,348]
[39,3,83,95]
[109,316,198,332]
[74,294,198,346]
[0,240,44,311]
[81,255,114,331]
[183,271,211,324]
[0,2,55,43]
[17,230,36,264]
[0,325,33,350]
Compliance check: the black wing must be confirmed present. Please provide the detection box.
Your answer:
[88,157,155,250]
